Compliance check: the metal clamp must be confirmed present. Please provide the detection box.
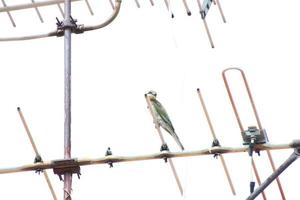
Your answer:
[105,147,114,168]
[56,16,84,37]
[211,139,221,158]
[52,159,81,181]
[295,148,300,156]
[34,154,43,174]
[242,126,268,156]
[160,143,169,163]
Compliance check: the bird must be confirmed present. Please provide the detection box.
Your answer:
[146,90,184,150]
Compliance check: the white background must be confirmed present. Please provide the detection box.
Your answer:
[0,0,300,199]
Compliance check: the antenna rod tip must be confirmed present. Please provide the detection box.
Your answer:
[187,11,192,16]
[17,107,21,111]
[196,88,200,92]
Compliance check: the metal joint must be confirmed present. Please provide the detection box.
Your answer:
[200,10,205,19]
[105,147,114,168]
[242,126,268,157]
[52,159,81,181]
[294,148,300,156]
[212,139,220,147]
[34,155,43,174]
[242,126,268,145]
[34,154,43,163]
[160,143,169,152]
[211,139,221,158]
[160,143,169,163]
[56,16,84,37]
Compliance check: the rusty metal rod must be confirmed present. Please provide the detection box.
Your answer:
[197,88,236,195]
[17,107,57,200]
[222,68,266,200]
[222,67,286,200]
[1,141,299,175]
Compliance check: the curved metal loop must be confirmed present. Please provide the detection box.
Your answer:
[0,0,122,42]
[83,0,121,31]
[222,68,267,199]
[222,67,286,200]
[222,67,262,132]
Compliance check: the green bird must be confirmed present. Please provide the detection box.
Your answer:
[147,90,184,151]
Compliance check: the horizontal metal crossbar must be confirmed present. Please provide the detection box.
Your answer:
[0,0,81,13]
[0,140,299,175]
[0,0,121,42]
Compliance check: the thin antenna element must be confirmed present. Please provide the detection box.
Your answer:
[109,0,115,9]
[0,0,82,13]
[30,0,44,23]
[134,0,140,8]
[197,88,236,195]
[17,107,57,200]
[196,0,214,48]
[222,67,286,200]
[57,3,64,17]
[84,0,94,15]
[149,0,154,6]
[1,0,16,27]
[214,0,226,23]
[182,0,191,16]
[164,0,174,18]
[145,94,184,195]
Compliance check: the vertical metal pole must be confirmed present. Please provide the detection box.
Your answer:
[64,0,72,199]
[246,149,300,200]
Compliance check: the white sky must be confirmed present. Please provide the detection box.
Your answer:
[0,0,300,199]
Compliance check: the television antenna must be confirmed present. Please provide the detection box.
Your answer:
[0,0,298,199]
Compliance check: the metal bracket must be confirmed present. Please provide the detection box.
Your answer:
[105,147,114,168]
[200,0,213,19]
[242,126,268,156]
[211,139,221,158]
[34,154,43,174]
[56,16,84,37]
[242,126,268,145]
[294,147,300,156]
[52,159,81,181]
[160,143,169,163]
[34,154,43,163]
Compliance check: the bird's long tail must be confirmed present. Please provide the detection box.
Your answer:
[172,133,185,151]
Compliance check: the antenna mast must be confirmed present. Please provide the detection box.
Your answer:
[64,0,72,199]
